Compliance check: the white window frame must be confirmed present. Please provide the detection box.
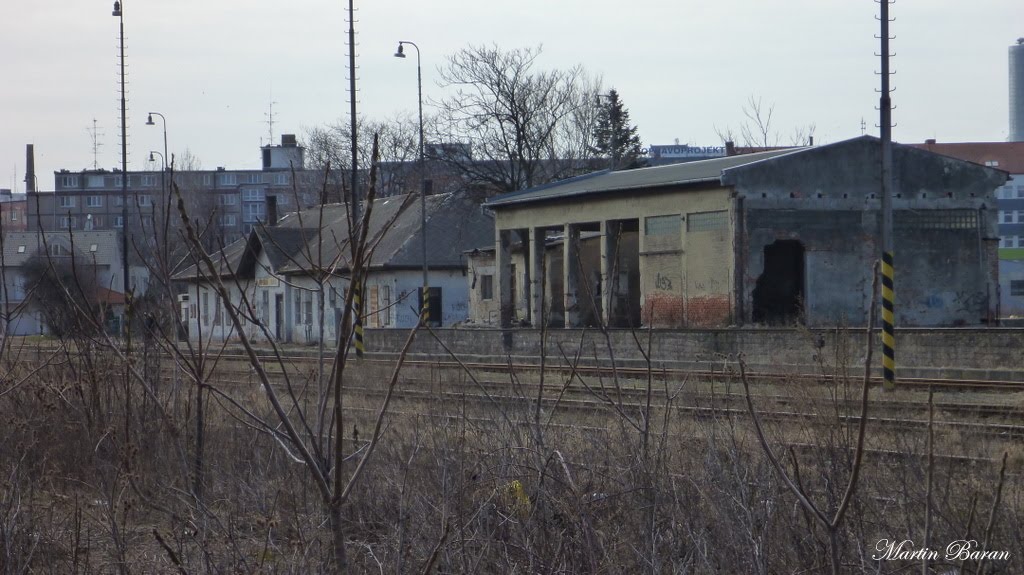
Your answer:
[86,195,103,207]
[243,203,265,223]
[142,175,158,187]
[59,216,77,229]
[59,196,76,208]
[114,215,124,228]
[220,194,238,206]
[242,188,264,202]
[60,175,79,188]
[137,195,152,207]
[217,173,238,186]
[272,173,290,186]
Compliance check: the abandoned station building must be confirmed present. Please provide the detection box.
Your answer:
[478,136,1007,329]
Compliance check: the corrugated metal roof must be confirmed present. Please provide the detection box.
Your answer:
[485,148,801,208]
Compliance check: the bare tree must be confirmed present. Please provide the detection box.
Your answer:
[716,95,816,148]
[304,114,422,200]
[433,44,601,194]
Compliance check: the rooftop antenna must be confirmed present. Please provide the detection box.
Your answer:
[860,117,867,135]
[87,118,105,169]
[264,98,278,146]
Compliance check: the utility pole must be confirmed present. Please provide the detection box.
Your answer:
[347,0,364,358]
[879,0,896,390]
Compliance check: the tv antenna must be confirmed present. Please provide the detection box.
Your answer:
[87,118,105,169]
[264,99,278,146]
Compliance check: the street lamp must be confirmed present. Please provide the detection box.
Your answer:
[113,1,129,308]
[146,112,168,175]
[394,40,430,325]
[146,112,173,263]
[149,149,165,201]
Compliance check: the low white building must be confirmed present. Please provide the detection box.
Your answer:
[175,192,493,343]
[0,230,145,335]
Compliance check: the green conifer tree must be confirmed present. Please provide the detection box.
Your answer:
[592,89,645,170]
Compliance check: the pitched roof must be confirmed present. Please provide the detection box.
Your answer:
[176,192,494,281]
[2,230,121,267]
[906,141,1024,175]
[484,148,801,208]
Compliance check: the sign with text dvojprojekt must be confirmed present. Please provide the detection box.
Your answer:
[647,145,726,158]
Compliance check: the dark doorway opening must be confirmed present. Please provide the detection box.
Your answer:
[752,240,805,325]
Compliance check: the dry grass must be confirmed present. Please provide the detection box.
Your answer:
[1,336,1022,574]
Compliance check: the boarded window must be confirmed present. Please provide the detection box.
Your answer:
[644,214,679,236]
[1011,280,1024,297]
[213,296,222,326]
[687,210,728,232]
[381,285,392,326]
[896,209,978,230]
[480,274,494,300]
[369,285,380,328]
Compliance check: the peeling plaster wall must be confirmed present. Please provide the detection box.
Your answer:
[494,188,734,328]
[726,138,1006,327]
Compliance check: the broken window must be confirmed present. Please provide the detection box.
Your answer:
[752,240,805,325]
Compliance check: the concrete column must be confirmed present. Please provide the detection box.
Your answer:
[563,224,580,327]
[528,227,545,326]
[601,220,621,327]
[637,219,648,326]
[497,228,513,327]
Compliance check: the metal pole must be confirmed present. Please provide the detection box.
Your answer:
[415,43,428,324]
[397,40,429,325]
[147,112,169,261]
[348,0,359,222]
[879,0,896,389]
[115,2,130,321]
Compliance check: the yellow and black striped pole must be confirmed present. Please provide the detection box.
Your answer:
[353,284,364,358]
[420,285,430,326]
[881,252,895,389]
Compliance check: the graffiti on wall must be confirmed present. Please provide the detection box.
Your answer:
[655,273,673,291]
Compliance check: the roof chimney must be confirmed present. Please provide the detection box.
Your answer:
[281,134,297,147]
[266,195,278,226]
[25,144,35,193]
[725,141,736,156]
[925,138,937,145]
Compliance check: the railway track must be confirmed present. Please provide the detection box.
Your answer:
[159,364,1024,441]
[11,344,1024,440]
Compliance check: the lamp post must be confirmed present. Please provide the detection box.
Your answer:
[146,112,168,184]
[394,40,430,325]
[113,1,129,310]
[146,112,174,264]
[149,150,165,213]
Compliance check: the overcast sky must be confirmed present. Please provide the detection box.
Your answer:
[3,0,1021,192]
